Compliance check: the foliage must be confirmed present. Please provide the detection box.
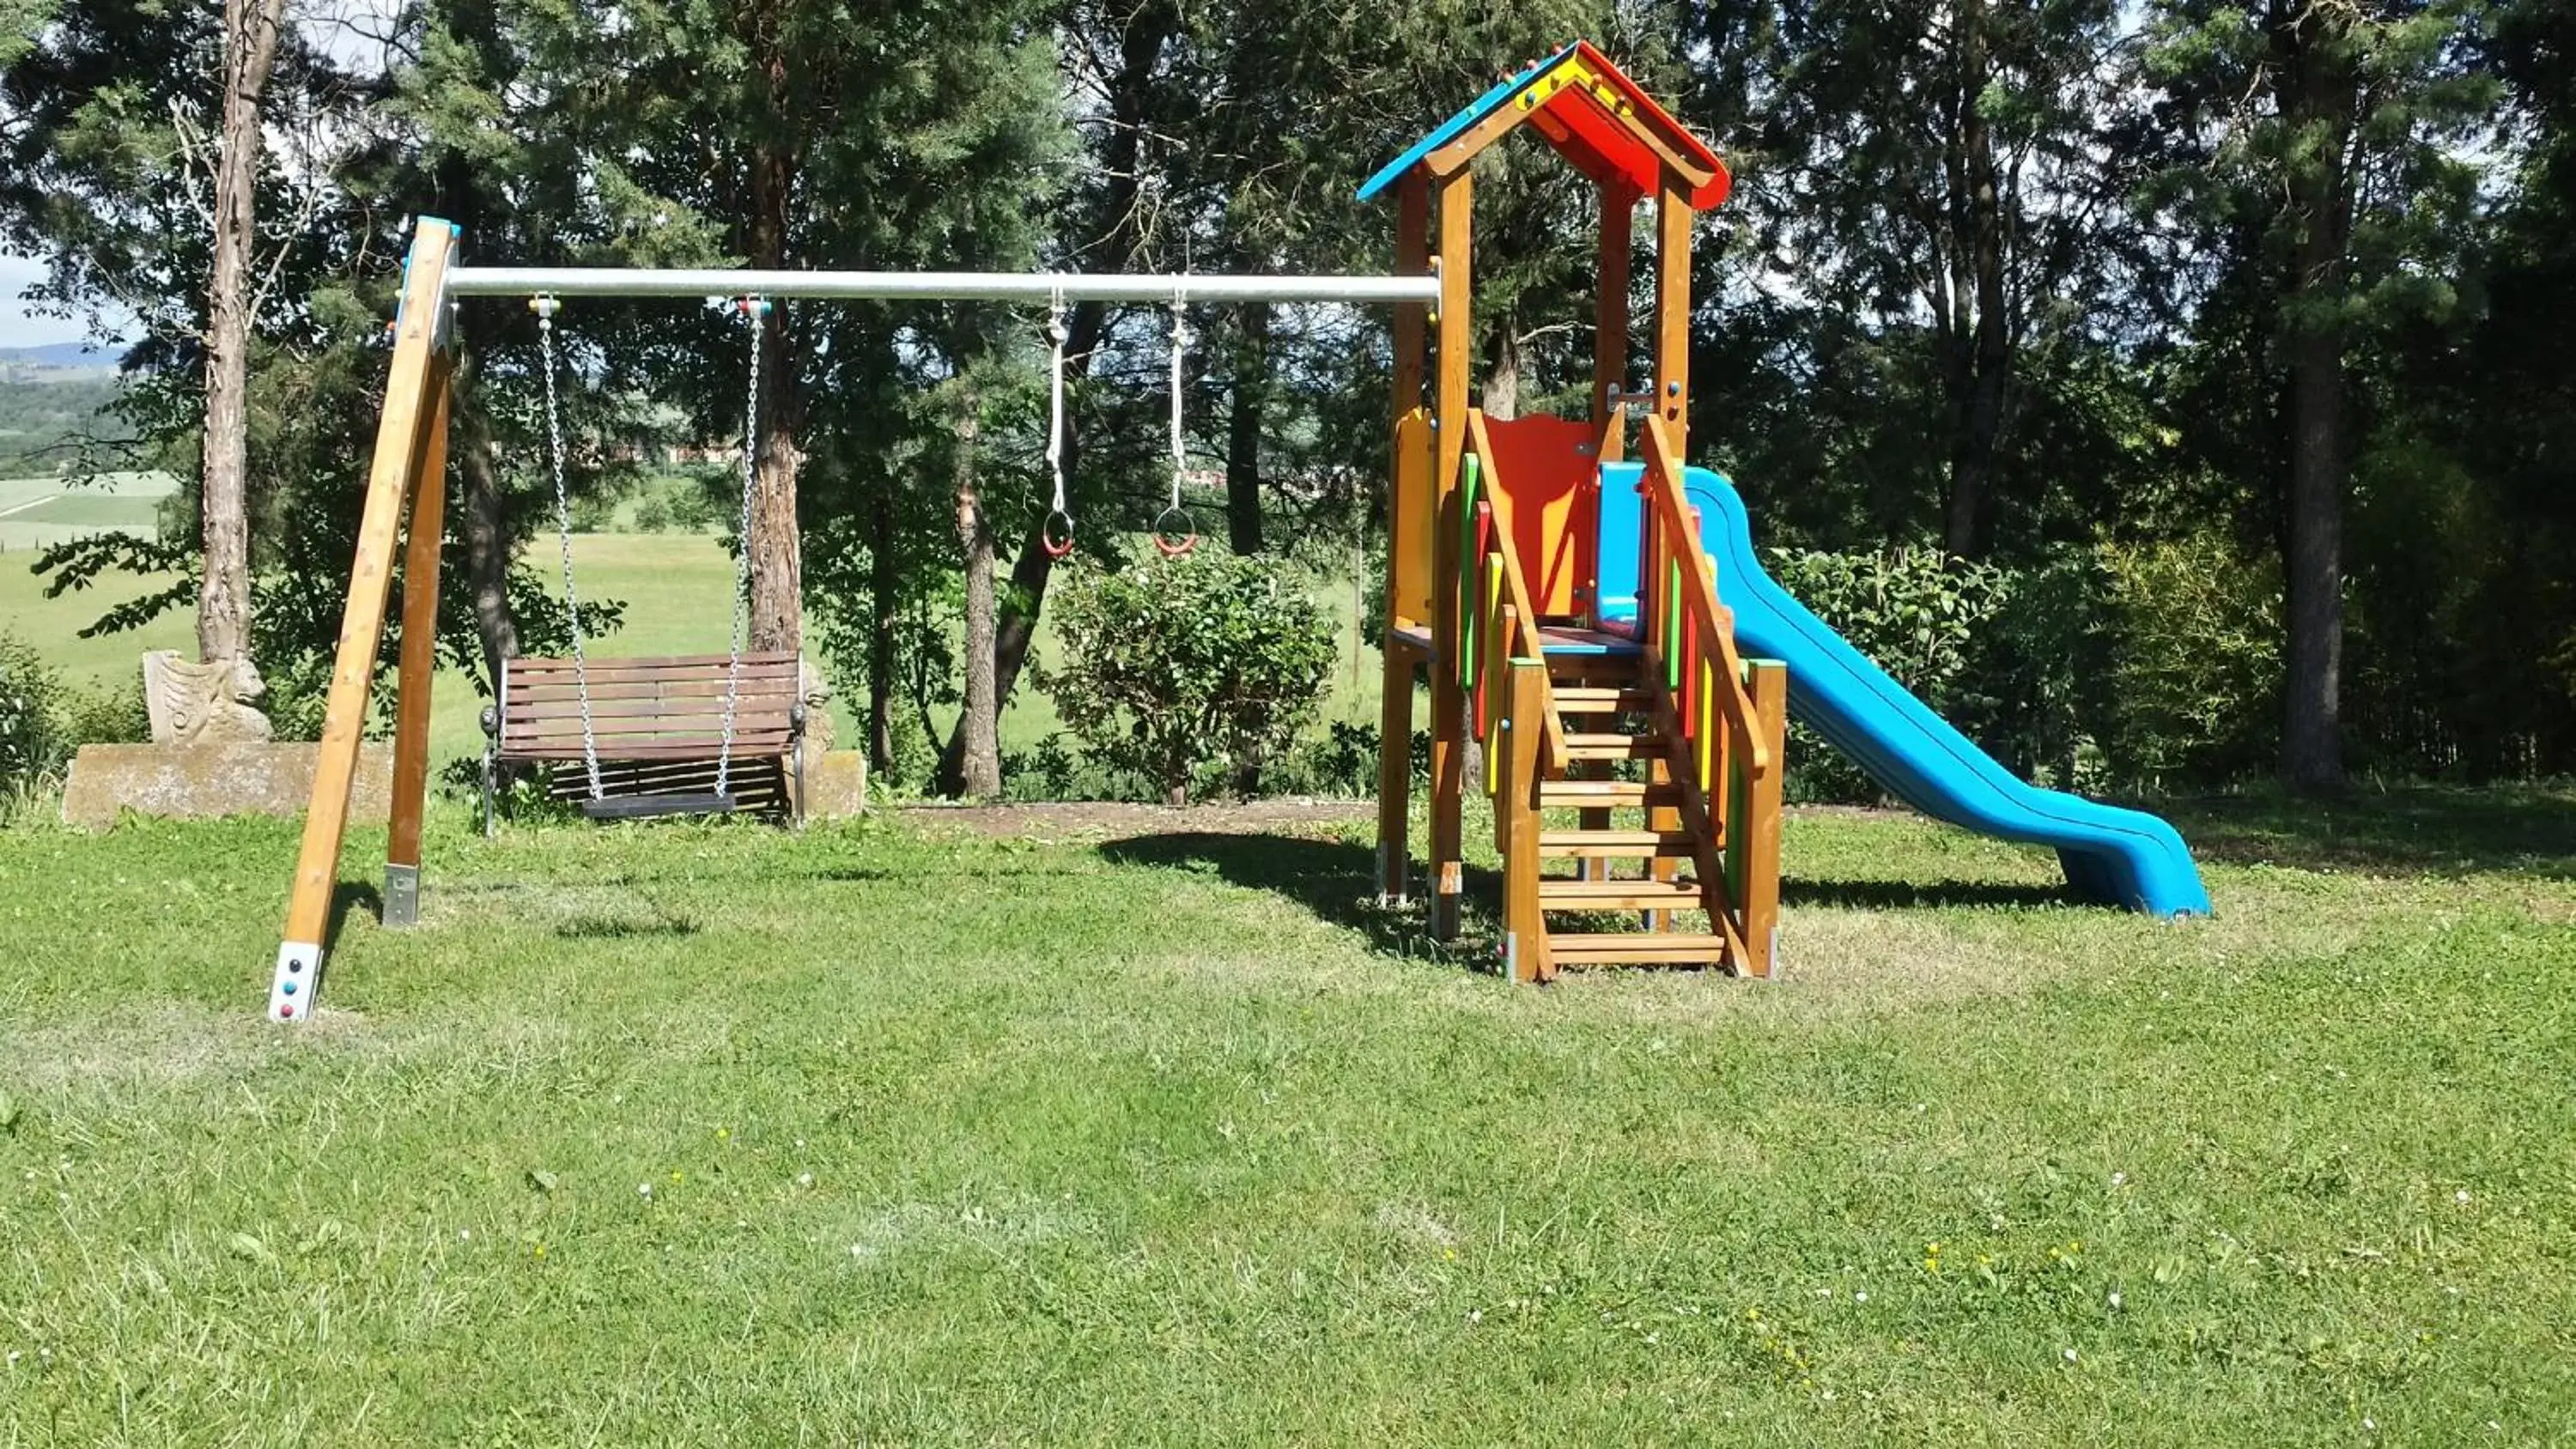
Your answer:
[0,629,70,800]
[1038,551,1337,805]
[2093,532,2284,786]
[1770,546,2011,802]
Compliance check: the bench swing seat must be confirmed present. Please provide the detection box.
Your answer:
[480,650,807,833]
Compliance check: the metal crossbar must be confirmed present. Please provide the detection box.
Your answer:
[441,267,1441,305]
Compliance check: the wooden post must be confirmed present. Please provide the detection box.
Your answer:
[270,216,455,1022]
[1593,183,1634,466]
[1501,657,1548,984]
[383,359,453,927]
[1376,169,1433,901]
[1653,175,1693,443]
[1738,659,1789,979]
[1642,173,1695,930]
[1579,184,1636,878]
[1428,167,1474,941]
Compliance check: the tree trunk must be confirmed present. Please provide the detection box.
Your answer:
[867,468,898,775]
[197,0,290,665]
[1483,316,1522,421]
[743,153,805,656]
[1942,0,2009,560]
[933,1,1176,782]
[2277,1,2355,794]
[452,362,519,689]
[949,388,1000,798]
[1224,300,1268,555]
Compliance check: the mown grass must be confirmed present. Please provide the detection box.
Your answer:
[3,789,2571,1444]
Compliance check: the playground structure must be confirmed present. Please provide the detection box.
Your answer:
[270,41,2208,1021]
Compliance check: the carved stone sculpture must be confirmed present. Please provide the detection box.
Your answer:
[141,650,273,745]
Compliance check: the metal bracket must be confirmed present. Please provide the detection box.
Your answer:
[384,863,420,928]
[269,942,323,1023]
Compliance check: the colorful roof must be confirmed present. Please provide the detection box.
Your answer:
[1357,42,1730,209]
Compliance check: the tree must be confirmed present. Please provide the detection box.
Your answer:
[2143,0,2498,791]
[196,0,293,670]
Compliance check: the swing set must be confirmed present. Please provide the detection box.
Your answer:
[268,233,1441,1020]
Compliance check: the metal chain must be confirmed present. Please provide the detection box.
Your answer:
[536,298,603,801]
[716,297,763,801]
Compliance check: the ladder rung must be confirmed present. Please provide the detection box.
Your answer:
[1547,932,1731,964]
[1552,687,1657,713]
[1538,779,1681,808]
[1540,878,1704,909]
[1561,732,1669,761]
[1535,829,1698,858]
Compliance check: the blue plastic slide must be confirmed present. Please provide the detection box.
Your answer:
[1595,463,2210,918]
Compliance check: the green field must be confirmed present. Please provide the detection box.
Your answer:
[2,789,2571,1441]
[2,521,1394,788]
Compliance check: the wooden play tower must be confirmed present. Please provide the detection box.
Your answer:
[1364,42,1789,981]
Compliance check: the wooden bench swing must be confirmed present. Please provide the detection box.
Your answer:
[481,294,805,830]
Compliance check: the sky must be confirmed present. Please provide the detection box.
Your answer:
[0,252,88,349]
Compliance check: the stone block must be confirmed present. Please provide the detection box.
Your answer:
[802,749,869,819]
[61,743,395,829]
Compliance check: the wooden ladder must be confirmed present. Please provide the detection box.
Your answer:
[1490,639,1784,982]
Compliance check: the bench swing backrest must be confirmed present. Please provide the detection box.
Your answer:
[493,650,804,763]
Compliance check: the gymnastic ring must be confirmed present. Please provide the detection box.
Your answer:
[1150,506,1199,558]
[1042,509,1078,560]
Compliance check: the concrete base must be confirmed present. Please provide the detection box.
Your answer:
[62,742,395,830]
[802,749,869,819]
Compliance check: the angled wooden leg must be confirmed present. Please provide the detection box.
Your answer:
[271,216,454,1022]
[385,360,453,927]
[1737,659,1789,979]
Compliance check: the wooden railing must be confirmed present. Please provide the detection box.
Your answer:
[1458,412,1571,785]
[1637,413,1770,791]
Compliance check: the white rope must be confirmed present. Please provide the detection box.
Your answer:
[1167,290,1190,516]
[1045,290,1069,518]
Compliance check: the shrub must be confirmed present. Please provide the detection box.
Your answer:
[61,682,150,748]
[1037,550,1338,806]
[2092,533,2281,787]
[0,631,70,807]
[1768,545,2010,803]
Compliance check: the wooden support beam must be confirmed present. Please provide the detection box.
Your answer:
[1500,657,1550,983]
[1428,168,1474,941]
[1737,659,1789,979]
[1377,169,1432,902]
[270,216,454,1022]
[1593,183,1636,464]
[1391,169,1430,429]
[1653,174,1693,440]
[383,356,454,927]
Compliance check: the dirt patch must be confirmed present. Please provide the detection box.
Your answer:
[898,797,1371,845]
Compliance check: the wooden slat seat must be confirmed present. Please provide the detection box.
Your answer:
[481,650,807,829]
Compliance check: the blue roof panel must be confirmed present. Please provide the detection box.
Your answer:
[1355,44,1581,202]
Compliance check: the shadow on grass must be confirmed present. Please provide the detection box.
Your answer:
[329,882,382,944]
[2165,785,2576,879]
[1783,877,2078,912]
[1096,830,1485,963]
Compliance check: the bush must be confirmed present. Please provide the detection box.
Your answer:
[2092,533,2280,787]
[0,631,71,808]
[1036,550,1338,806]
[1768,545,2010,803]
[61,682,149,748]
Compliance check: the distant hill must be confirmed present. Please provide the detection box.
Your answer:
[0,343,120,372]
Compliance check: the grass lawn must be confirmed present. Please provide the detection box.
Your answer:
[3,788,2572,1442]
